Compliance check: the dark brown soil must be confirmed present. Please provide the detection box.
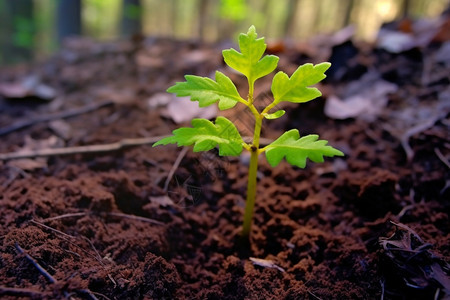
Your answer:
[1,19,449,300]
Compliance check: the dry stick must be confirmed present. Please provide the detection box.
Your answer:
[0,136,166,160]
[380,279,385,300]
[0,286,44,297]
[163,146,189,192]
[434,148,450,169]
[24,222,107,299]
[0,100,114,136]
[30,219,75,239]
[0,136,273,161]
[307,291,323,300]
[42,212,89,222]
[14,243,57,284]
[79,290,104,300]
[41,211,164,226]
[107,212,164,225]
[400,113,447,162]
[30,219,106,266]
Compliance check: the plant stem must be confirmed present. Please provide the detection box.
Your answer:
[242,145,259,237]
[248,79,254,105]
[242,101,263,237]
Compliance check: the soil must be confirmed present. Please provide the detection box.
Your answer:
[0,19,449,300]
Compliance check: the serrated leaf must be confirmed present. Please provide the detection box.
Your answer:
[264,110,285,120]
[153,116,244,156]
[271,62,331,104]
[167,71,243,110]
[265,129,344,168]
[222,25,279,85]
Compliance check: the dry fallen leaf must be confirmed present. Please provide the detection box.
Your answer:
[48,119,73,140]
[379,222,450,295]
[163,95,217,124]
[149,195,174,207]
[249,257,285,272]
[147,92,172,109]
[0,75,56,101]
[325,72,397,121]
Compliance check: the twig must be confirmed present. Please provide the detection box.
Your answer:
[397,204,414,219]
[400,112,447,162]
[90,291,111,300]
[15,228,106,300]
[30,219,106,265]
[106,212,164,225]
[41,211,163,225]
[434,148,450,169]
[81,236,105,267]
[2,165,29,188]
[79,289,103,300]
[41,212,89,222]
[307,290,323,300]
[0,136,273,161]
[29,220,118,291]
[30,219,75,239]
[0,100,114,136]
[0,136,166,160]
[434,288,440,300]
[15,243,57,284]
[164,147,189,192]
[0,286,44,297]
[400,118,438,162]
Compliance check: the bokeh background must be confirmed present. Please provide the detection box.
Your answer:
[0,0,448,66]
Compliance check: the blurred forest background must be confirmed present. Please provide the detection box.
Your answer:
[0,0,448,66]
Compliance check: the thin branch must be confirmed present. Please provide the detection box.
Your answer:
[16,226,107,300]
[15,243,57,284]
[106,212,164,225]
[307,290,323,300]
[434,148,450,169]
[0,286,44,297]
[0,100,114,136]
[41,212,89,222]
[79,289,106,300]
[30,219,75,239]
[164,147,189,192]
[400,113,447,162]
[0,136,166,160]
[40,211,163,225]
[0,136,274,161]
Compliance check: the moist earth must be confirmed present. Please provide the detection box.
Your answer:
[0,19,449,300]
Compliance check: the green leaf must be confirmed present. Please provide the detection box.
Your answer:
[271,62,331,104]
[222,25,279,85]
[167,71,243,110]
[153,116,244,156]
[265,129,344,168]
[264,110,285,120]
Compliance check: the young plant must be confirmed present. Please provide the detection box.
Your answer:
[153,26,343,238]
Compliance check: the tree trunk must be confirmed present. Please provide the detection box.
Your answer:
[284,0,301,38]
[121,0,142,37]
[57,0,81,44]
[1,0,34,65]
[342,0,354,27]
[401,0,411,19]
[197,0,209,41]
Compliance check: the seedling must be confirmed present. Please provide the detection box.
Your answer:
[154,26,343,238]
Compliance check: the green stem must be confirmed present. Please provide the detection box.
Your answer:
[242,106,263,237]
[261,100,277,115]
[248,79,254,106]
[242,145,259,237]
